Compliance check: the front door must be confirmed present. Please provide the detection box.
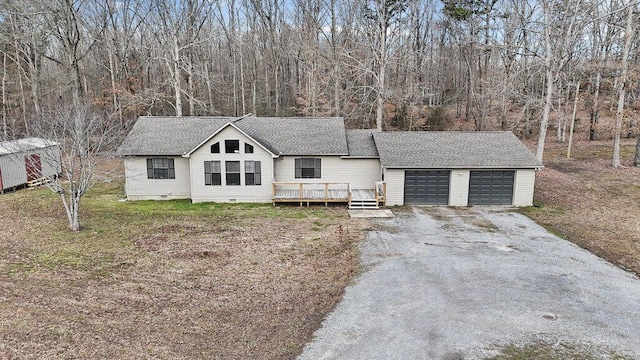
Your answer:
[25,154,42,182]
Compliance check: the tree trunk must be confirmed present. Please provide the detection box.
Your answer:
[537,66,554,162]
[173,36,182,117]
[567,82,580,158]
[71,195,80,232]
[1,52,7,140]
[612,5,634,168]
[590,69,601,140]
[536,2,554,162]
[634,138,640,166]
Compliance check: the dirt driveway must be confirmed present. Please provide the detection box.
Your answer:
[298,207,640,359]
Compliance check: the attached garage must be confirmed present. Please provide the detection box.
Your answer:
[468,170,515,205]
[374,132,544,207]
[404,170,450,205]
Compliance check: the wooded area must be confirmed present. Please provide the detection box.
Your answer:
[0,0,639,158]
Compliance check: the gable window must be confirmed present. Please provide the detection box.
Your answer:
[295,158,321,179]
[211,142,220,153]
[204,161,221,186]
[245,143,254,153]
[225,140,240,153]
[225,161,241,185]
[245,161,261,186]
[146,158,175,179]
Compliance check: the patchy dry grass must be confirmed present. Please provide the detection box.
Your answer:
[519,139,640,276]
[488,341,630,360]
[0,164,368,359]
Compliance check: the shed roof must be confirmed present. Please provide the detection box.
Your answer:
[373,131,543,169]
[117,116,236,156]
[235,116,348,155]
[0,137,59,156]
[345,129,379,157]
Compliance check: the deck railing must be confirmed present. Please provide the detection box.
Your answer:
[272,181,385,207]
[375,181,386,206]
[272,182,350,206]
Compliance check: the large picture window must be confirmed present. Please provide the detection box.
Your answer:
[295,158,321,179]
[245,161,261,185]
[225,161,241,185]
[146,158,175,179]
[204,161,221,185]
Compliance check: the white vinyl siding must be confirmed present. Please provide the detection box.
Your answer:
[189,126,274,203]
[124,157,191,200]
[513,169,536,206]
[275,157,381,189]
[383,168,405,206]
[449,170,470,206]
[0,145,61,191]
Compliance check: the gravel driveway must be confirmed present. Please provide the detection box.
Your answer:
[299,207,640,359]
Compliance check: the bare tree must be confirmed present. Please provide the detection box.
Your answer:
[36,103,120,231]
[355,0,409,131]
[612,3,635,168]
[535,0,589,162]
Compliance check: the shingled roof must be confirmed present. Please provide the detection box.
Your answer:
[117,116,236,156]
[235,116,348,155]
[118,116,349,156]
[345,129,379,157]
[372,131,542,169]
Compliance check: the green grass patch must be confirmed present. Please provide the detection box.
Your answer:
[516,203,567,239]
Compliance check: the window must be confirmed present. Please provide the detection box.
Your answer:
[147,158,175,179]
[225,140,239,153]
[204,161,221,186]
[245,161,261,185]
[211,142,220,153]
[295,158,321,179]
[225,161,241,185]
[245,143,254,153]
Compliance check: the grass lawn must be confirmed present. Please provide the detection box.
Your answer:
[520,139,640,277]
[490,139,639,360]
[0,166,368,359]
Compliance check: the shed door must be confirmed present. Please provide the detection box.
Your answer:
[25,154,42,182]
[404,170,450,205]
[0,166,3,191]
[468,170,515,205]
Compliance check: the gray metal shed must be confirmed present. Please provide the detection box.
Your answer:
[0,137,61,193]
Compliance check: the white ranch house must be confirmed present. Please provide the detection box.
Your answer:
[117,116,543,208]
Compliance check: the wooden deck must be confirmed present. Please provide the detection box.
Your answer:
[272,182,384,207]
[351,189,376,200]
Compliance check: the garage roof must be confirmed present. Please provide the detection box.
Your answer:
[373,131,543,169]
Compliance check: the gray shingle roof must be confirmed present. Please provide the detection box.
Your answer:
[373,131,543,168]
[345,129,379,157]
[0,137,59,156]
[235,116,348,155]
[117,116,236,156]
